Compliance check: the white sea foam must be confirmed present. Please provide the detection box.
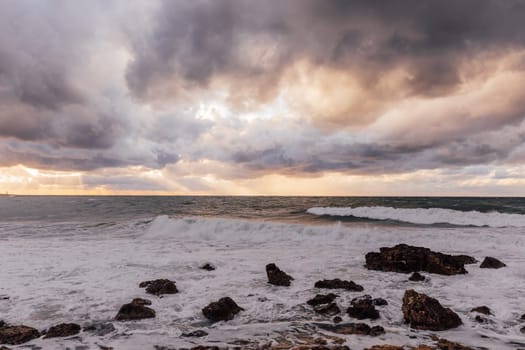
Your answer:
[0,216,524,349]
[307,206,525,227]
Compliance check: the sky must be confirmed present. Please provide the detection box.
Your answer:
[1,0,525,195]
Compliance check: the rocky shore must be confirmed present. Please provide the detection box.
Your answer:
[0,244,521,350]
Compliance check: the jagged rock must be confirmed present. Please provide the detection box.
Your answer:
[266,263,294,286]
[132,298,152,306]
[474,315,488,323]
[314,279,364,291]
[115,301,156,321]
[202,297,244,322]
[452,255,478,265]
[0,325,40,345]
[333,316,342,323]
[201,263,215,271]
[139,279,178,295]
[181,330,208,337]
[314,303,341,316]
[480,257,506,269]
[409,272,426,281]
[365,244,468,275]
[83,323,115,336]
[433,337,475,350]
[314,322,384,336]
[307,294,338,306]
[470,306,492,315]
[347,295,380,320]
[372,298,388,306]
[44,323,81,338]
[402,290,462,331]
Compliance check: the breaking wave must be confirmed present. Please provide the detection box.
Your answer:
[306,206,525,227]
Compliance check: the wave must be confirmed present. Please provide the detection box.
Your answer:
[306,206,525,228]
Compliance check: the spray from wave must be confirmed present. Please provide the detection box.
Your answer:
[306,206,525,228]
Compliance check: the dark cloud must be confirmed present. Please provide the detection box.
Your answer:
[126,0,525,102]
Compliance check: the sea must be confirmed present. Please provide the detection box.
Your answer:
[1,196,524,349]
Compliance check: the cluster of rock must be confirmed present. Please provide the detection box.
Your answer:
[0,245,515,349]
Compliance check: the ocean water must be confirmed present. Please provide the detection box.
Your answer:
[0,196,524,349]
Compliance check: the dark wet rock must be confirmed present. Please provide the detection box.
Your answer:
[347,295,379,320]
[333,316,342,323]
[43,323,80,339]
[474,315,489,323]
[452,255,478,265]
[314,303,341,316]
[181,329,208,337]
[402,289,462,331]
[115,301,156,321]
[409,272,426,281]
[0,296,8,301]
[480,257,506,269]
[470,306,492,315]
[139,279,178,295]
[433,337,475,350]
[365,244,468,275]
[521,313,525,321]
[190,346,221,350]
[202,297,244,322]
[266,263,294,287]
[314,279,364,291]
[307,293,338,306]
[83,323,115,336]
[0,325,40,345]
[0,321,6,329]
[521,326,525,334]
[314,322,384,336]
[372,298,388,306]
[200,263,215,271]
[132,298,152,306]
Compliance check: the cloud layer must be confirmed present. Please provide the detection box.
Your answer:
[1,0,525,193]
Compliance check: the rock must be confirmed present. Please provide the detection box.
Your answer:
[200,263,215,271]
[521,326,525,334]
[315,322,384,336]
[202,297,244,322]
[0,321,6,329]
[115,301,156,321]
[365,244,468,275]
[452,255,478,265]
[474,315,488,323]
[132,298,152,306]
[0,346,11,350]
[365,346,404,350]
[433,337,475,350]
[409,272,426,281]
[480,257,506,269]
[347,295,380,320]
[314,279,364,291]
[402,289,462,331]
[470,306,492,315]
[521,313,525,321]
[43,323,81,339]
[83,323,115,336]
[181,330,208,337]
[372,298,388,306]
[139,279,178,295]
[0,325,40,345]
[314,303,341,316]
[333,316,342,323]
[266,263,294,286]
[307,293,338,306]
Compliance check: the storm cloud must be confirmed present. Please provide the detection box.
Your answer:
[1,0,525,193]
